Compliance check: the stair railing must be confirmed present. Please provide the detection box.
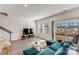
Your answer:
[0,26,12,42]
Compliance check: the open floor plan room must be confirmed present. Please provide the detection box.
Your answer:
[0,4,79,55]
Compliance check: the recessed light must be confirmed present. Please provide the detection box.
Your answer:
[24,4,28,7]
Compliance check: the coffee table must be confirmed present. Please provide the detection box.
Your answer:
[32,40,47,51]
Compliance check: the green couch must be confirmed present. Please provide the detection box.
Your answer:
[37,42,61,55]
[23,40,71,55]
[55,47,69,55]
[23,47,39,55]
[37,48,55,55]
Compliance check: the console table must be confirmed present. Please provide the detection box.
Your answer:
[21,34,34,40]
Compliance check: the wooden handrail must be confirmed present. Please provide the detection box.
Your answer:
[0,12,8,16]
[0,26,12,33]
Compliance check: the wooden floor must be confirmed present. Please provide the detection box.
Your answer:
[1,37,41,55]
[1,37,79,55]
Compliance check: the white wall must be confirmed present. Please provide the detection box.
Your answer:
[0,14,35,41]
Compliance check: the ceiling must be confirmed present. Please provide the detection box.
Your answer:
[0,4,79,20]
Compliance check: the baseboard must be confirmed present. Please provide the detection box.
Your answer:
[35,36,46,40]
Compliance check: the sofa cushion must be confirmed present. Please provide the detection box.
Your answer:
[61,41,72,47]
[37,48,55,55]
[55,47,69,55]
[49,42,61,51]
[46,40,56,46]
[23,47,39,55]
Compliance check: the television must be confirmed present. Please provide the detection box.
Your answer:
[23,28,33,35]
[29,28,33,34]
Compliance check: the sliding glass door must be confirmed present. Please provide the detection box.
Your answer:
[55,18,79,49]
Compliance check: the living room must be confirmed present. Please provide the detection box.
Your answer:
[0,4,79,55]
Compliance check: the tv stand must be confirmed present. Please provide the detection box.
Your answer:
[21,34,34,40]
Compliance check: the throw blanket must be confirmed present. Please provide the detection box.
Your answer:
[0,40,11,54]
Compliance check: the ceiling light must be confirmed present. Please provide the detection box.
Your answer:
[24,4,28,7]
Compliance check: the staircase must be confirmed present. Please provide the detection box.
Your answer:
[0,26,12,42]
